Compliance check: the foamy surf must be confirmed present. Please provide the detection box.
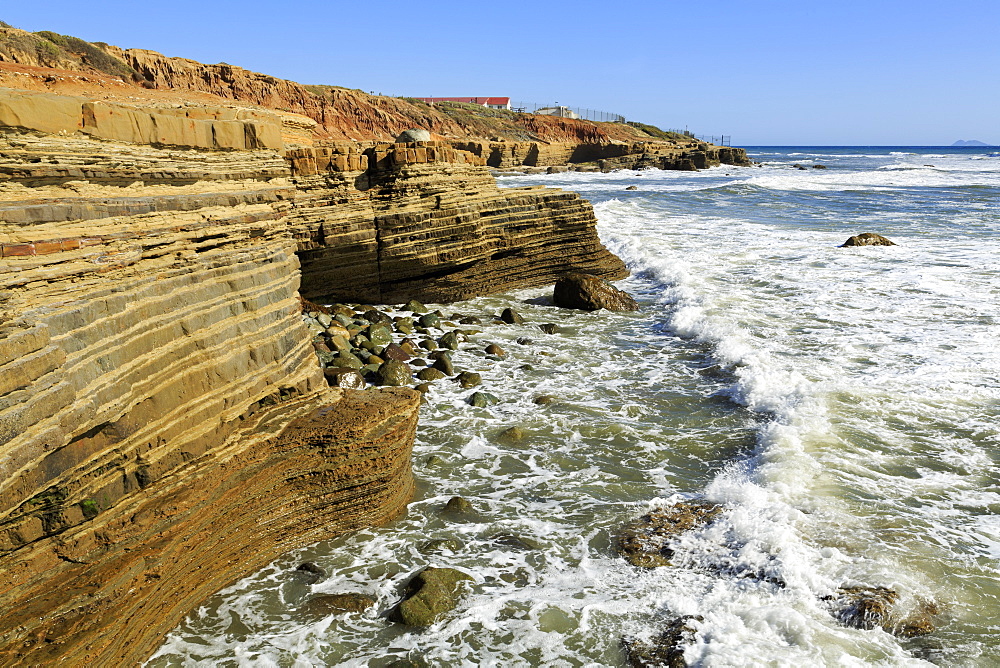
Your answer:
[151,147,1000,667]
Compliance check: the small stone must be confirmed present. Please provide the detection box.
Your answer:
[294,562,326,584]
[302,593,376,617]
[330,304,357,318]
[497,426,525,442]
[459,316,482,325]
[418,313,441,329]
[400,340,420,356]
[431,356,454,376]
[840,232,896,247]
[419,338,438,351]
[363,309,393,325]
[418,538,464,554]
[324,368,366,389]
[516,337,533,345]
[333,352,364,370]
[316,350,335,365]
[438,331,461,350]
[415,383,432,394]
[404,299,429,314]
[382,342,411,361]
[417,367,446,381]
[368,355,385,365]
[368,323,393,346]
[625,185,638,190]
[411,358,427,367]
[488,533,541,550]
[484,344,506,357]
[468,392,499,407]
[532,395,555,405]
[317,313,334,328]
[539,323,559,335]
[378,360,413,386]
[442,496,474,514]
[455,371,482,389]
[333,313,354,327]
[389,567,474,626]
[499,308,524,324]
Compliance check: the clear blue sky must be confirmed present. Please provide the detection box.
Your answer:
[3,1,997,145]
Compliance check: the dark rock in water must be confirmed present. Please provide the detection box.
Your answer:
[622,615,703,668]
[500,307,524,324]
[382,342,411,362]
[459,316,482,325]
[539,323,559,334]
[532,395,555,406]
[488,532,542,550]
[442,496,474,514]
[302,593,376,617]
[333,351,364,370]
[419,537,464,554]
[419,338,438,351]
[404,299,430,314]
[840,232,896,247]
[828,586,897,630]
[484,343,506,357]
[377,360,413,386]
[615,501,724,568]
[625,185,638,190]
[825,587,939,637]
[418,313,441,329]
[294,562,326,584]
[363,309,392,325]
[468,391,499,407]
[554,272,639,312]
[390,567,474,626]
[497,426,525,442]
[431,355,455,376]
[794,164,808,170]
[438,331,461,350]
[416,367,446,381]
[330,304,357,318]
[384,659,429,668]
[367,322,393,346]
[410,357,426,367]
[415,383,432,394]
[323,368,366,389]
[813,164,827,169]
[455,371,482,389]
[516,337,533,345]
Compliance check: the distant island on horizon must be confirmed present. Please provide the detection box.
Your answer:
[952,139,993,147]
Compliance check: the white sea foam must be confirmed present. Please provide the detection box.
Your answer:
[152,149,1000,667]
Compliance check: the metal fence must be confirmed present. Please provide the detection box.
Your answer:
[512,101,626,123]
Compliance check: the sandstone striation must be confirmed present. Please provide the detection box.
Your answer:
[0,81,629,662]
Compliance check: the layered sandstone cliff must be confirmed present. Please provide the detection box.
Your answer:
[0,82,628,662]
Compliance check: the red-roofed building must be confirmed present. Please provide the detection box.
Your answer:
[414,97,511,110]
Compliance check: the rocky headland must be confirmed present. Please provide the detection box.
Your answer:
[0,24,748,663]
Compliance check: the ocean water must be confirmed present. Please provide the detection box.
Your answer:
[149,147,1000,667]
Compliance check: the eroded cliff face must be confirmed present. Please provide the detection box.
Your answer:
[0,85,628,662]
[0,125,422,663]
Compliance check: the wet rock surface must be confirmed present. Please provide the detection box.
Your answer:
[389,567,474,626]
[615,501,724,568]
[622,615,702,668]
[840,232,896,247]
[825,586,940,637]
[302,593,376,617]
[553,272,639,312]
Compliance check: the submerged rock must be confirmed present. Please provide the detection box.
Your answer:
[497,426,525,442]
[615,501,724,568]
[826,587,939,637]
[294,562,326,584]
[377,360,413,386]
[553,272,639,312]
[499,307,524,324]
[622,615,703,668]
[840,232,896,247]
[389,567,474,626]
[323,368,366,389]
[455,371,482,389]
[302,593,376,617]
[468,391,499,407]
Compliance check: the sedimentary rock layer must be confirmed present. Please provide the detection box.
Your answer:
[0,87,628,662]
[288,141,628,303]
[0,127,422,663]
